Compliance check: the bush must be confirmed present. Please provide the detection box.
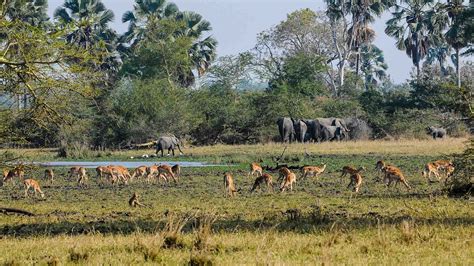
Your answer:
[446,139,473,196]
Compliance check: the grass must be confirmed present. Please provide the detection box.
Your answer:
[0,139,472,264]
[1,138,467,163]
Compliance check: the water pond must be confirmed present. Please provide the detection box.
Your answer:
[37,161,225,169]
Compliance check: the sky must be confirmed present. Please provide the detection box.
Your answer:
[47,0,417,84]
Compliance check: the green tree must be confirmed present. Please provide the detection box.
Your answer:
[359,44,388,89]
[2,0,49,26]
[385,0,438,77]
[0,18,105,145]
[120,18,193,86]
[53,0,120,74]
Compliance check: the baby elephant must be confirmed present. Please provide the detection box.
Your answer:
[426,126,446,139]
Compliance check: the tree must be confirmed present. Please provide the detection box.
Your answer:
[53,0,121,75]
[0,18,105,144]
[385,0,438,77]
[1,0,49,27]
[120,19,193,86]
[359,44,388,89]
[441,0,469,88]
[121,0,216,87]
[325,0,390,92]
[252,9,342,96]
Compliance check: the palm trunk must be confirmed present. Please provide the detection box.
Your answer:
[456,48,461,88]
[355,48,360,90]
[416,62,420,78]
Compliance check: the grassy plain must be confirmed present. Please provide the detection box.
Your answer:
[0,139,472,264]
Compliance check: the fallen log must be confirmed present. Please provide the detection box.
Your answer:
[0,207,36,216]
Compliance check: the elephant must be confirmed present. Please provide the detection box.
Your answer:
[277,117,295,143]
[427,126,447,139]
[292,119,308,143]
[320,125,345,141]
[155,135,184,157]
[302,119,322,142]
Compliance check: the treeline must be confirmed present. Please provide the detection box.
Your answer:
[0,0,472,152]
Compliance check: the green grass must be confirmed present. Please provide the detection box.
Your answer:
[0,141,472,264]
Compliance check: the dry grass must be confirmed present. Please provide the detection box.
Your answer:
[1,138,468,162]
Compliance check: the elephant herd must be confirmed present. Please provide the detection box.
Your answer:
[277,117,353,143]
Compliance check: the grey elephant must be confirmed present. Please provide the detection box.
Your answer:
[292,119,308,143]
[277,117,295,143]
[427,126,447,139]
[302,119,322,142]
[320,125,345,141]
[155,135,184,156]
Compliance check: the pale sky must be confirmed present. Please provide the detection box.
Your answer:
[47,0,417,84]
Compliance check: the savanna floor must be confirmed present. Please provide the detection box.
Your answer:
[0,138,472,264]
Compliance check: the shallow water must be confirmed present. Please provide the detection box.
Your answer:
[37,161,223,169]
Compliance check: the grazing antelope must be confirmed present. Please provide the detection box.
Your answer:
[96,166,109,179]
[340,166,365,178]
[158,164,177,183]
[131,166,148,180]
[224,172,237,197]
[146,165,160,183]
[106,166,130,184]
[76,167,88,186]
[250,173,273,192]
[23,179,44,198]
[68,166,83,181]
[301,164,326,180]
[422,162,441,181]
[171,164,181,181]
[3,167,25,184]
[247,162,263,178]
[279,167,297,192]
[433,160,454,177]
[44,169,54,183]
[347,173,363,193]
[445,164,455,177]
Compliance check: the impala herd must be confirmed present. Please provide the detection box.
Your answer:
[1,158,455,199]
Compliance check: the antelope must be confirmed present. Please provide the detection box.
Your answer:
[422,162,441,181]
[158,164,177,183]
[434,160,454,177]
[23,179,45,198]
[96,166,109,179]
[250,173,273,192]
[131,166,148,180]
[301,164,326,180]
[110,165,131,183]
[247,162,263,178]
[44,169,54,183]
[376,161,411,190]
[68,166,83,181]
[224,172,237,197]
[171,164,181,181]
[3,167,25,184]
[76,167,88,186]
[340,166,365,178]
[146,165,160,183]
[279,167,297,192]
[347,173,363,193]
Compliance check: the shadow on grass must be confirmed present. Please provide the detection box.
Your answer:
[2,210,473,238]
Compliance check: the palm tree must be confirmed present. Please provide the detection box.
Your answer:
[54,0,115,49]
[424,45,451,76]
[121,0,179,49]
[175,11,218,81]
[442,0,468,88]
[3,0,49,27]
[360,44,388,88]
[385,0,438,77]
[54,0,120,74]
[121,0,217,87]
